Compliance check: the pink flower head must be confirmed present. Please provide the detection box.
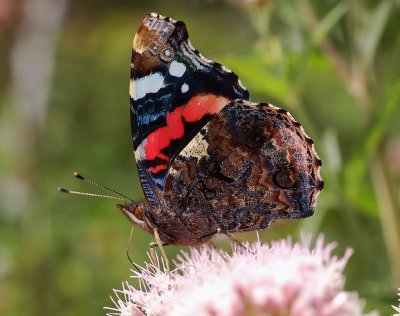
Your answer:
[106,234,377,316]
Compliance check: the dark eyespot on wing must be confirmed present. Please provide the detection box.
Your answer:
[273,168,298,189]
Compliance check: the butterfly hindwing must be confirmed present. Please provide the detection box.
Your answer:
[158,100,323,242]
[130,13,249,205]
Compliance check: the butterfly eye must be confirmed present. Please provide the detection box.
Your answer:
[150,45,159,55]
[160,47,175,61]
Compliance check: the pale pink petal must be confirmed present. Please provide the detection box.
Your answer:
[107,234,378,316]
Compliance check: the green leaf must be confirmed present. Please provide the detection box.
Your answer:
[342,79,400,215]
[311,1,348,47]
[357,0,393,67]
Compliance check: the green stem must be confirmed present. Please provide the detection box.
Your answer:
[371,149,400,286]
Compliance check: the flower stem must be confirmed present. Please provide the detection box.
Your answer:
[371,149,400,285]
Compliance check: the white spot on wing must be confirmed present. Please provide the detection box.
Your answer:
[187,40,195,51]
[148,13,177,23]
[129,79,134,98]
[131,73,164,100]
[134,146,144,162]
[198,52,213,64]
[183,44,201,68]
[181,83,189,93]
[179,126,209,160]
[183,41,211,68]
[237,78,247,91]
[221,65,232,73]
[169,60,186,77]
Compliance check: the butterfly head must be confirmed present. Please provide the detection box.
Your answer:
[132,13,189,77]
[116,202,149,230]
[116,201,177,244]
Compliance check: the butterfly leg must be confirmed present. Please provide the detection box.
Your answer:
[223,232,247,250]
[201,228,246,250]
[149,240,169,267]
[151,229,171,272]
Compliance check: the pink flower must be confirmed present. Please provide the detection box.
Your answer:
[106,235,377,316]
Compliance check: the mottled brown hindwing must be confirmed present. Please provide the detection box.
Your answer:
[158,100,323,241]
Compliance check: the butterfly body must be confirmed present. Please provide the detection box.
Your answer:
[122,13,323,246]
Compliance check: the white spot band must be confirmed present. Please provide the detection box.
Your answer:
[181,83,189,93]
[169,60,186,77]
[131,73,164,101]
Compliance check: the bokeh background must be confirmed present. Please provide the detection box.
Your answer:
[1,0,400,315]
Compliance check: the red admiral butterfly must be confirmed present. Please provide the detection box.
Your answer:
[117,12,324,254]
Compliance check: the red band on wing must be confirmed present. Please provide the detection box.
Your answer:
[148,165,168,173]
[143,94,229,169]
[143,108,185,162]
[182,94,228,122]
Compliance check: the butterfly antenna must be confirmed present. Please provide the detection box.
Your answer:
[72,171,135,203]
[58,187,126,201]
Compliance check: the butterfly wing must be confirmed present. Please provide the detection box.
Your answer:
[159,100,323,242]
[130,13,249,206]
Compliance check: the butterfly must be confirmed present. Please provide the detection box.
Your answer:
[117,12,323,255]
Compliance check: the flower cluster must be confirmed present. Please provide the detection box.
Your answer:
[107,235,377,316]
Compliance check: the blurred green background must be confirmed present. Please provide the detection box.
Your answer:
[1,0,400,315]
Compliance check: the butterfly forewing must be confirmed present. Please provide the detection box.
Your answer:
[130,13,248,206]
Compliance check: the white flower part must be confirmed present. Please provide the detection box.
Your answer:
[107,234,378,316]
[168,60,186,77]
[181,83,189,93]
[131,73,164,101]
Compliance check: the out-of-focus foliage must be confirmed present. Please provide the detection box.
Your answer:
[0,0,399,315]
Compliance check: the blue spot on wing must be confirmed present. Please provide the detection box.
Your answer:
[136,162,158,206]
